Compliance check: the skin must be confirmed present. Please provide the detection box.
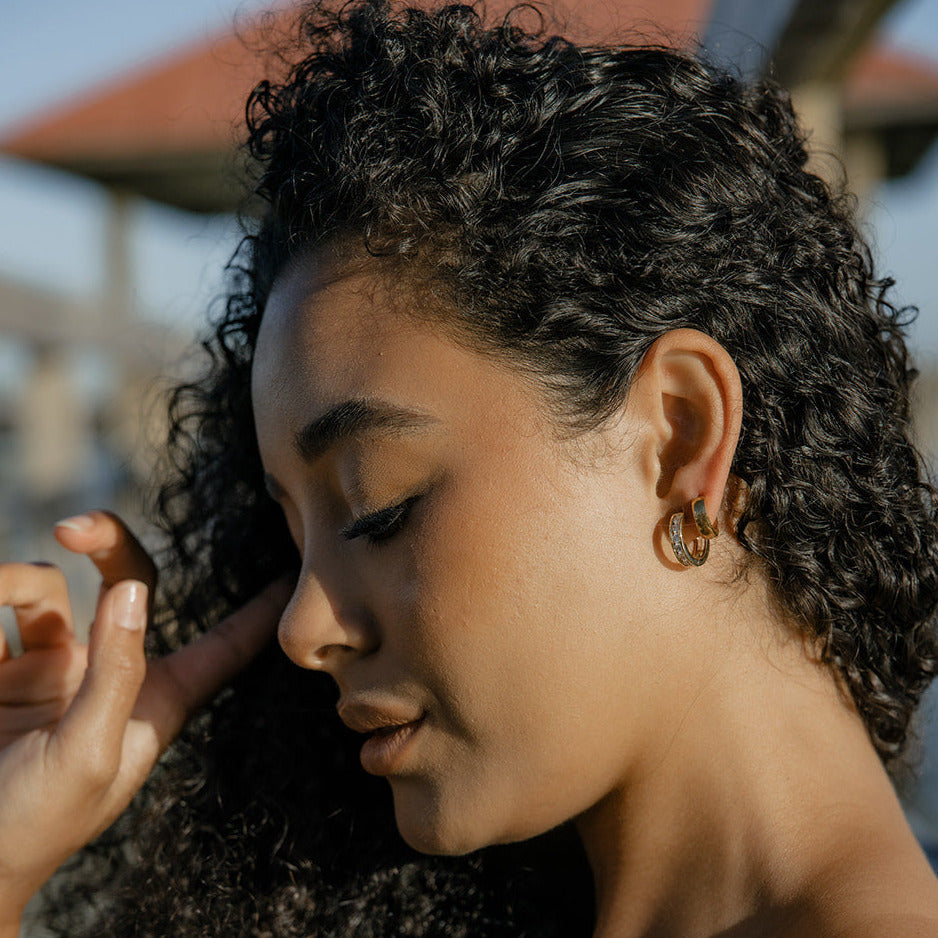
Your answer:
[0,247,936,936]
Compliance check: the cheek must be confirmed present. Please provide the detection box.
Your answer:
[403,469,650,752]
[382,466,676,849]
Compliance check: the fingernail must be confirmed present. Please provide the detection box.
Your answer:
[112,581,148,632]
[55,514,94,532]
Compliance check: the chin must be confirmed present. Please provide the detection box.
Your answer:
[389,777,499,856]
[389,776,546,856]
[393,801,483,856]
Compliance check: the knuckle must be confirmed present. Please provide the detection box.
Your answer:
[109,652,147,688]
[85,654,145,704]
[76,744,120,790]
[0,563,18,594]
[35,562,68,592]
[88,511,158,586]
[0,561,29,583]
[54,727,121,791]
[0,561,67,600]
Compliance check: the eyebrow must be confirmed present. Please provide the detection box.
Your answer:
[292,397,438,463]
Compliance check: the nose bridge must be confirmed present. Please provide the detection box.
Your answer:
[278,543,375,671]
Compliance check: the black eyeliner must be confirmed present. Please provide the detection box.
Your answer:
[341,494,418,541]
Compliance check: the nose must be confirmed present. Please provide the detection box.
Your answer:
[277,565,378,672]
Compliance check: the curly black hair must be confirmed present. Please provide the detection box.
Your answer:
[41,1,938,934]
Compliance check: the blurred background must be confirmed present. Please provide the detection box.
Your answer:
[2,0,938,907]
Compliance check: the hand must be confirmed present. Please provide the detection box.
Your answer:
[0,511,291,930]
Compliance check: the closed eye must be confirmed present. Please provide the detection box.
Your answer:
[341,494,419,544]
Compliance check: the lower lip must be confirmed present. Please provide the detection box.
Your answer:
[360,717,425,776]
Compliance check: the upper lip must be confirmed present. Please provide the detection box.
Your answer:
[337,697,424,735]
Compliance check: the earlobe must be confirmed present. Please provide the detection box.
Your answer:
[635,328,743,539]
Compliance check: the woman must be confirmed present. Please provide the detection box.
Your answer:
[2,2,938,935]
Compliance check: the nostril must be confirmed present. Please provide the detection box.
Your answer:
[309,641,357,671]
[276,572,377,668]
[277,608,365,671]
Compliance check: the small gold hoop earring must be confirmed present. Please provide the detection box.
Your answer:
[669,510,709,566]
[691,496,719,539]
[668,497,718,567]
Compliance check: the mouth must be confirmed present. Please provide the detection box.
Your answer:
[359,715,426,776]
[336,698,427,776]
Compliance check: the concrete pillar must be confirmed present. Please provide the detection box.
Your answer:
[843,128,888,216]
[15,344,92,500]
[101,188,142,478]
[791,80,845,184]
[104,188,135,323]
[790,81,888,217]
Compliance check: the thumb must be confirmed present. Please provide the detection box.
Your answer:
[50,580,149,785]
[139,578,291,750]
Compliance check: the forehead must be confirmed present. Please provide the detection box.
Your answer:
[254,255,406,401]
[250,254,549,454]
[255,255,450,411]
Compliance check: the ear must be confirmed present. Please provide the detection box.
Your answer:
[630,328,743,530]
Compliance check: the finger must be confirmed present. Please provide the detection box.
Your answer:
[50,580,148,787]
[54,511,158,594]
[0,563,75,650]
[0,644,87,704]
[141,579,292,748]
[0,697,70,735]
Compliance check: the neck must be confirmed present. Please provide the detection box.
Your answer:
[574,611,914,938]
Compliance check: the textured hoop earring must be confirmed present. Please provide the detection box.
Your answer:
[668,505,710,567]
[691,496,719,539]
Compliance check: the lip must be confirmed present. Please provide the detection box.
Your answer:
[358,715,425,775]
[337,698,426,776]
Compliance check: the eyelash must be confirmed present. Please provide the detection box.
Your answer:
[340,494,419,544]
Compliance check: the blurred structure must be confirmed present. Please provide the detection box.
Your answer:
[0,13,273,613]
[6,0,938,210]
[0,271,187,621]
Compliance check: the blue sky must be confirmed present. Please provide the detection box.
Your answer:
[1,0,938,359]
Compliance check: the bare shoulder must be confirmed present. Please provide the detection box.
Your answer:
[778,910,938,938]
[786,839,938,938]
[782,905,938,938]
[825,913,938,938]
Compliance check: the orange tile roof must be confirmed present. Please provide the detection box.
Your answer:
[4,0,937,202]
[0,0,714,164]
[845,44,938,119]
[1,25,265,163]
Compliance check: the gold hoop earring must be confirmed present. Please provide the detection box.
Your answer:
[668,497,718,567]
[691,496,719,539]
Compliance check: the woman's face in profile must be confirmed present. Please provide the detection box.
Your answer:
[251,253,695,855]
